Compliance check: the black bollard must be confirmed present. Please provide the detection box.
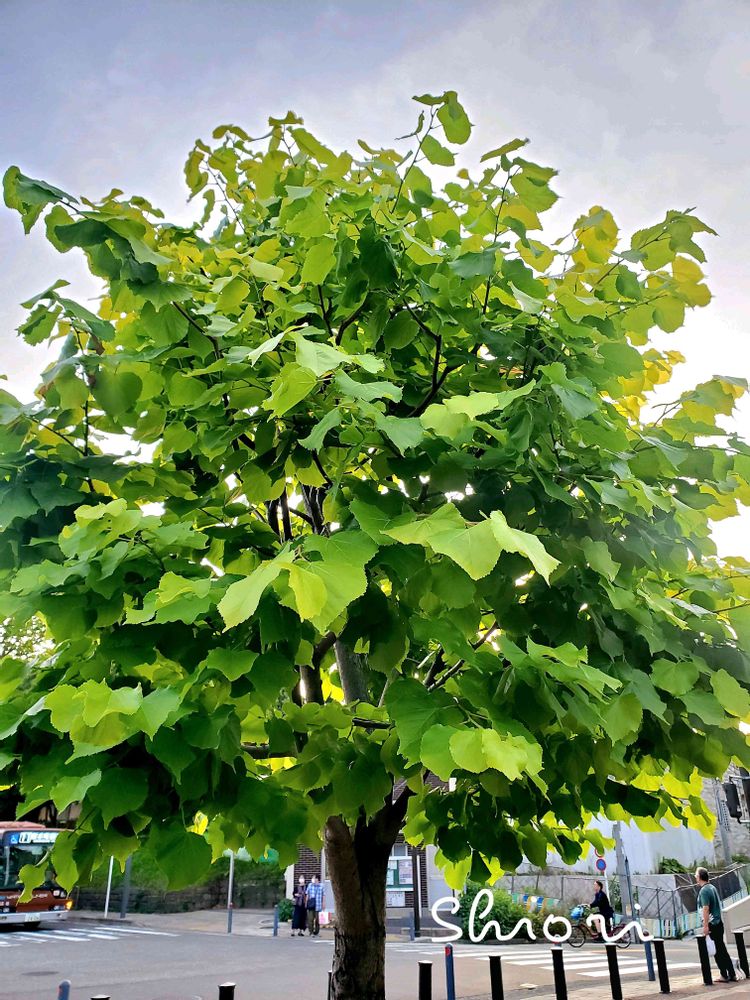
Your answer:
[735,931,750,979]
[418,960,432,1000]
[327,969,333,1000]
[605,944,623,1000]
[90,996,110,1000]
[489,954,504,1000]
[696,935,713,986]
[218,985,236,1000]
[653,939,670,994]
[551,946,568,1000]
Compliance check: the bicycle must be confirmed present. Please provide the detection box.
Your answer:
[568,905,632,949]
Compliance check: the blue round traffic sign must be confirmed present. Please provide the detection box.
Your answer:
[596,858,607,873]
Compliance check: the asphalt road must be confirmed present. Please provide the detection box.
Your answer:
[0,919,712,1000]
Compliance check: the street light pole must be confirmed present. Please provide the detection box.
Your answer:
[227,851,235,934]
[613,823,634,917]
[103,857,114,920]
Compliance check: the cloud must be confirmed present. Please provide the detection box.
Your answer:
[2,0,748,552]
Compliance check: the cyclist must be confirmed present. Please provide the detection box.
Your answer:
[590,879,614,936]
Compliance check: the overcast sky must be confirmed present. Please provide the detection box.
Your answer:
[1,0,748,553]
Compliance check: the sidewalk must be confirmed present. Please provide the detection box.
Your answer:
[481,974,748,999]
[73,906,420,940]
[73,906,278,936]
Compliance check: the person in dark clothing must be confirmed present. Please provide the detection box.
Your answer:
[590,879,615,936]
[291,876,307,936]
[696,867,737,982]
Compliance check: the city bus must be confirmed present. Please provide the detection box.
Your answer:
[0,822,73,927]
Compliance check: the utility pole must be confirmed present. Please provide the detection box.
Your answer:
[714,780,733,868]
[613,822,634,917]
[119,855,132,919]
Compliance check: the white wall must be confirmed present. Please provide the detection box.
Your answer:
[562,817,717,875]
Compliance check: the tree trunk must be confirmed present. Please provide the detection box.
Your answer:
[325,813,395,1000]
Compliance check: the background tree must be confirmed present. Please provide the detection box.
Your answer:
[2,92,750,999]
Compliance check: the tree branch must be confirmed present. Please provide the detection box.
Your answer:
[242,744,296,759]
[335,301,367,345]
[317,287,334,338]
[335,640,370,703]
[407,363,458,417]
[279,489,293,541]
[313,630,337,667]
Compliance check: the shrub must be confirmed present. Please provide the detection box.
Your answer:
[659,857,688,874]
[277,897,294,923]
[458,881,534,940]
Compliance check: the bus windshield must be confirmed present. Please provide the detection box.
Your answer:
[1,842,57,890]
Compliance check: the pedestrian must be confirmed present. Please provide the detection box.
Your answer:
[695,867,737,982]
[590,879,614,936]
[291,876,307,936]
[306,873,325,936]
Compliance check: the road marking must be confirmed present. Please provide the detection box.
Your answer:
[18,931,89,941]
[87,924,179,937]
[0,925,182,949]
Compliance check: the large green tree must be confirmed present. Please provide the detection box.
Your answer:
[2,93,750,998]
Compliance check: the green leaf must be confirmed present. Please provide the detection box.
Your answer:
[582,539,620,582]
[449,728,541,781]
[301,240,336,284]
[203,648,258,682]
[294,334,349,376]
[288,564,328,620]
[385,678,462,760]
[92,369,142,418]
[150,824,212,890]
[264,363,317,416]
[215,276,248,312]
[615,267,642,300]
[449,249,496,279]
[728,605,750,653]
[4,166,75,233]
[437,92,471,144]
[654,297,685,333]
[358,223,397,287]
[248,256,284,282]
[18,864,46,903]
[420,724,457,781]
[218,556,286,629]
[445,383,534,418]
[18,304,59,345]
[51,769,102,812]
[421,135,455,166]
[711,670,750,719]
[89,768,149,824]
[299,408,342,450]
[489,511,559,582]
[385,504,502,581]
[480,139,529,162]
[651,658,699,696]
[298,532,377,630]
[136,689,181,739]
[602,692,643,743]
[335,371,402,403]
[375,415,424,452]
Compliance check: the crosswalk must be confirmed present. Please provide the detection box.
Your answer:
[0,923,178,949]
[388,942,701,980]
